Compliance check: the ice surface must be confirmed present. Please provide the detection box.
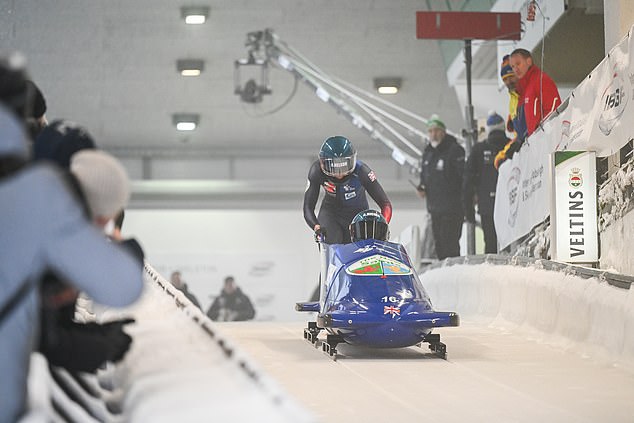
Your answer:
[22,261,634,422]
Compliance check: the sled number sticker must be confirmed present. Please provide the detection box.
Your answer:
[345,254,412,276]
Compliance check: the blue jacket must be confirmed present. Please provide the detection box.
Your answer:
[0,111,144,423]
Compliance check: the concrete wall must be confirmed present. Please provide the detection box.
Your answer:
[123,208,428,318]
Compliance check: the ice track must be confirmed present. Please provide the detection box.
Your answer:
[220,261,634,423]
[37,261,634,423]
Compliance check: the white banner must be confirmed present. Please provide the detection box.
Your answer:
[494,130,554,250]
[555,27,634,157]
[494,26,634,248]
[550,151,598,263]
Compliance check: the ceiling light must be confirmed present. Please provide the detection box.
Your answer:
[181,6,209,24]
[177,59,205,76]
[374,77,402,95]
[172,113,200,131]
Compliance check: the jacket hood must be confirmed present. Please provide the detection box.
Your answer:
[487,130,509,149]
[0,105,28,158]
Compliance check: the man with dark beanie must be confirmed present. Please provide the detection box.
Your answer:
[463,111,509,253]
[0,55,48,138]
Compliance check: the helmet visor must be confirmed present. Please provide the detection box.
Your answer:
[319,154,356,177]
[350,220,389,242]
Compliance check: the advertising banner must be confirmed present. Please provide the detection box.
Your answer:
[494,130,554,250]
[554,29,634,157]
[550,151,598,263]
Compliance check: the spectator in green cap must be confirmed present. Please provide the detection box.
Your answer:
[416,113,465,259]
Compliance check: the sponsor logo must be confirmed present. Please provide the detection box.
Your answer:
[323,181,336,194]
[597,69,630,136]
[483,150,492,165]
[557,120,571,150]
[568,190,586,258]
[367,170,377,182]
[344,191,357,200]
[346,254,412,276]
[568,167,583,188]
[383,305,401,318]
[343,184,354,192]
[506,167,521,227]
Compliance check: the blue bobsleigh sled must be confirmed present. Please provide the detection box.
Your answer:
[296,239,459,360]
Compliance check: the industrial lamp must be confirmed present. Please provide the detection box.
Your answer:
[177,59,205,76]
[374,77,402,95]
[172,113,200,131]
[181,6,209,24]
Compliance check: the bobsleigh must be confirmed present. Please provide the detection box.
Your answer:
[296,239,459,360]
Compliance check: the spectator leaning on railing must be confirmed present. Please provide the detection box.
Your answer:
[510,48,561,140]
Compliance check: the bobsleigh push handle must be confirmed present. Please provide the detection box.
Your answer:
[319,241,329,308]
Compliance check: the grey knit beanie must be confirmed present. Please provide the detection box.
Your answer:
[70,150,130,219]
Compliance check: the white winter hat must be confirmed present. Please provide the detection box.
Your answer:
[486,110,505,134]
[0,105,28,158]
[70,150,130,219]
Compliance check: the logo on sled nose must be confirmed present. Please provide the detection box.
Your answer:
[346,254,412,276]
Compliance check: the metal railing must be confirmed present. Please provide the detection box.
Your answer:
[420,253,633,290]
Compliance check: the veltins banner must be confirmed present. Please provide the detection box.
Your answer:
[550,151,598,263]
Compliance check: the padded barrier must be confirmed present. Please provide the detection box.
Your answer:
[421,255,634,371]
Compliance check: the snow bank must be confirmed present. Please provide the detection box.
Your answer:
[26,264,316,423]
[105,265,315,422]
[423,263,634,371]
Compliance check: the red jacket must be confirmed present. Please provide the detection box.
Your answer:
[516,65,561,136]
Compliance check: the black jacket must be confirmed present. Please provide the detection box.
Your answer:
[37,237,143,372]
[419,134,465,215]
[206,288,255,322]
[463,130,509,218]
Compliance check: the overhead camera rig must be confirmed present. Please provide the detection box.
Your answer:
[233,34,272,104]
[233,28,468,174]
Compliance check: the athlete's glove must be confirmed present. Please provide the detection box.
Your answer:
[314,227,326,243]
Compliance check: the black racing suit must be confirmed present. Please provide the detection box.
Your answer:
[303,160,392,244]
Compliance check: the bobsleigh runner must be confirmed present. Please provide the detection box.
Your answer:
[296,210,459,360]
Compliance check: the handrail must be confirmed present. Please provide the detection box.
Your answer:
[421,254,633,290]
